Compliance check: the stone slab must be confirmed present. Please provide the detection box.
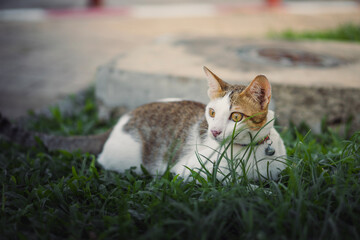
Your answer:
[111,37,360,88]
[95,37,360,133]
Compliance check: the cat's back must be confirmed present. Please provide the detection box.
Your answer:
[124,100,205,135]
[125,100,206,163]
[98,100,206,174]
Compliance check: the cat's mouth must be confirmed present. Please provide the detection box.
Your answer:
[209,131,225,142]
[209,131,245,145]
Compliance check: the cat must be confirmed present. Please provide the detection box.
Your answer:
[98,67,287,181]
[0,67,286,181]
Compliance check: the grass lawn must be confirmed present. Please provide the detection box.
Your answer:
[270,23,360,42]
[1,89,359,240]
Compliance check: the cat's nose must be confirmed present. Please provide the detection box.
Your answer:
[211,130,222,138]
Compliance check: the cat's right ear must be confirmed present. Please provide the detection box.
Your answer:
[203,66,228,100]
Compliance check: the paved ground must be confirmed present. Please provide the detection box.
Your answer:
[0,2,359,118]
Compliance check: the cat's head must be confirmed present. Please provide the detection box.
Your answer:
[203,66,273,144]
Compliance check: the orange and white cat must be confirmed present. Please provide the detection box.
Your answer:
[98,67,287,181]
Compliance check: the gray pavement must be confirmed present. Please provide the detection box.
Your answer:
[0,2,359,119]
[0,19,148,118]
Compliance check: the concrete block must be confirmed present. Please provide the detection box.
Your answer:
[95,37,360,133]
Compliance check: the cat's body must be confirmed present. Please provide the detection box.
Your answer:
[98,67,287,180]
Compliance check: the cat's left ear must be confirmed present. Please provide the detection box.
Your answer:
[203,66,229,100]
[244,75,271,110]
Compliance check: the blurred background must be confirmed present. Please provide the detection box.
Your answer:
[0,0,359,131]
[1,0,268,9]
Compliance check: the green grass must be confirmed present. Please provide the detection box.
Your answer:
[270,23,360,42]
[1,89,360,239]
[25,88,116,136]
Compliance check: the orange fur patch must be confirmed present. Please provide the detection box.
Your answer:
[230,75,271,130]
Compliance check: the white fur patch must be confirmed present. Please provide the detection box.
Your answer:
[205,93,236,142]
[97,114,143,174]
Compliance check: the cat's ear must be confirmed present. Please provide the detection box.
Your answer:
[203,66,229,100]
[244,75,271,110]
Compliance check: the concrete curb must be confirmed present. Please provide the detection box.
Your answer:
[95,67,360,134]
[94,38,360,133]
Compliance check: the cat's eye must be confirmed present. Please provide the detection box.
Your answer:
[209,108,216,118]
[230,112,243,122]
